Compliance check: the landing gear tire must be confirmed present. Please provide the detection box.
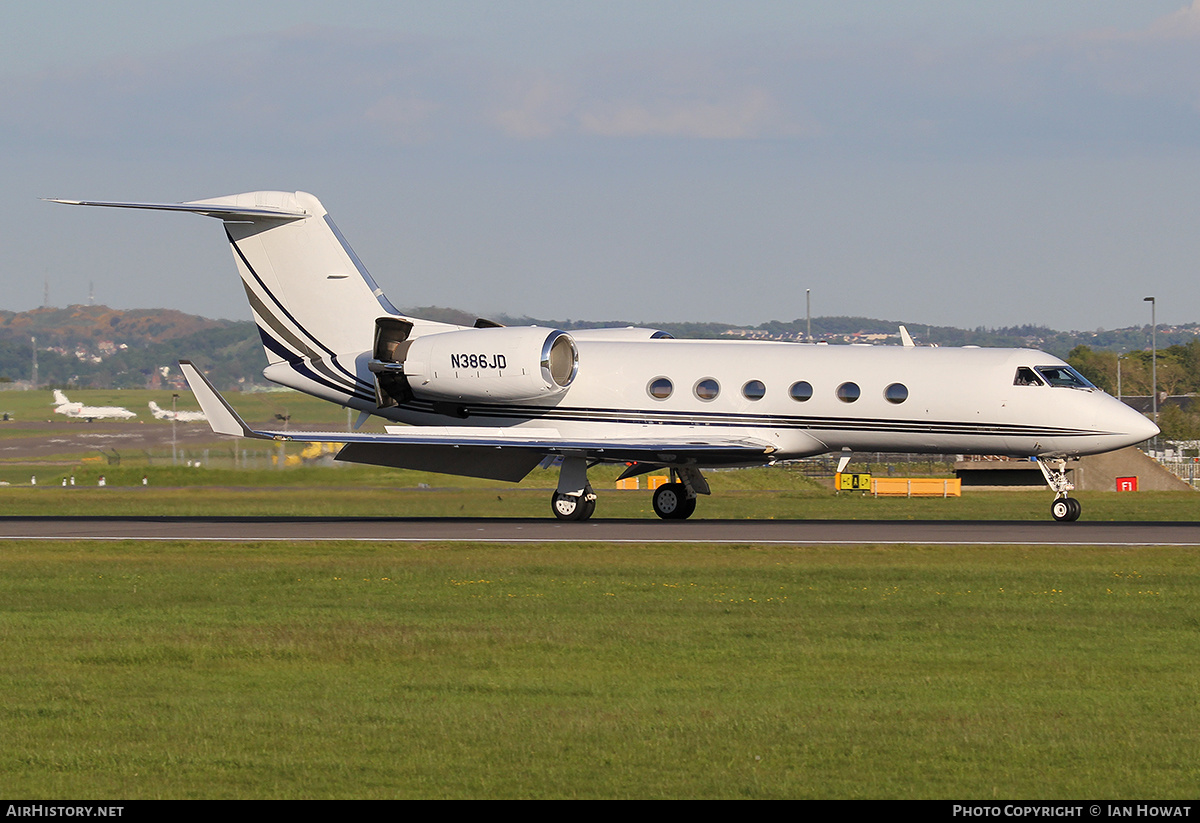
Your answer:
[552,491,595,521]
[1051,497,1081,522]
[653,483,696,520]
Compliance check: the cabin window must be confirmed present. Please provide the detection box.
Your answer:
[647,377,673,400]
[1035,366,1094,389]
[694,378,721,401]
[1014,367,1043,386]
[789,381,813,402]
[836,382,860,403]
[742,380,766,401]
[884,383,908,404]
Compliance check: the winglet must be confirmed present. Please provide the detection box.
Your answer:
[899,325,915,347]
[178,361,264,439]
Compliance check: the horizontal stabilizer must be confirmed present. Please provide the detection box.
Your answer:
[44,198,308,221]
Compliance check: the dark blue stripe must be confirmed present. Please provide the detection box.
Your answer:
[258,324,300,364]
[288,359,375,404]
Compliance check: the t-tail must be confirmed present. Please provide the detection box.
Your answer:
[47,192,460,408]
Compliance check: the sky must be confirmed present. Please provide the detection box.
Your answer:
[5,1,1200,331]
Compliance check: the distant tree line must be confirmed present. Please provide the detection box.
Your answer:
[0,321,262,389]
[1067,341,1200,441]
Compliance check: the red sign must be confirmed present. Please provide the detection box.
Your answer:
[1116,476,1138,492]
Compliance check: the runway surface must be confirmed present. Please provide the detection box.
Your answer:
[1,516,1198,545]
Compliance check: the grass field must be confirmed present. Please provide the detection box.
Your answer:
[2,540,1198,799]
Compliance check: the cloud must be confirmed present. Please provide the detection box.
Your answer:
[1119,0,1200,40]
[577,88,778,139]
[364,95,441,143]
[491,75,577,138]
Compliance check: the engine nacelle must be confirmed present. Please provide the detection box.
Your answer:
[568,327,673,341]
[402,326,578,402]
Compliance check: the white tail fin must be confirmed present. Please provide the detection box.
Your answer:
[48,191,463,405]
[53,390,70,406]
[194,191,397,365]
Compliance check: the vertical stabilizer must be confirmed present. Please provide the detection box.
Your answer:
[186,191,396,366]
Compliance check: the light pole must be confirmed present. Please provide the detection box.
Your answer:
[805,289,811,342]
[1116,353,1123,401]
[1144,296,1157,432]
[171,393,178,465]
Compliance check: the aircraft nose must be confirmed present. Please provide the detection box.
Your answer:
[1132,411,1160,443]
[1113,401,1159,446]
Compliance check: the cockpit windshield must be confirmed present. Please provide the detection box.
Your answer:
[1034,365,1095,389]
[1014,367,1043,386]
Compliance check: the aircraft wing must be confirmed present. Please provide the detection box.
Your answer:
[180,361,781,481]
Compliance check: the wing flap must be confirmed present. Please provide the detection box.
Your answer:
[335,442,547,482]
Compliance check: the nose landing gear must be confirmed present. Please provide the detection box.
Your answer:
[1037,457,1082,522]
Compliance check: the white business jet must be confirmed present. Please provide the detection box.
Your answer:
[48,191,1158,522]
[52,390,137,421]
[148,401,207,422]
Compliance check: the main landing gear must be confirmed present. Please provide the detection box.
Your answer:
[648,467,708,520]
[652,482,696,520]
[551,489,596,521]
[550,453,598,521]
[548,458,709,521]
[1037,457,1082,522]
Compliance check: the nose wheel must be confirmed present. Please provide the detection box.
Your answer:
[1051,497,1081,522]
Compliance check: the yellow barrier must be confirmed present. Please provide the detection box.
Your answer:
[871,477,961,497]
[618,476,674,490]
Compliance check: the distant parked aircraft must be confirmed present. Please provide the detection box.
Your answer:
[52,390,136,421]
[148,401,207,422]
